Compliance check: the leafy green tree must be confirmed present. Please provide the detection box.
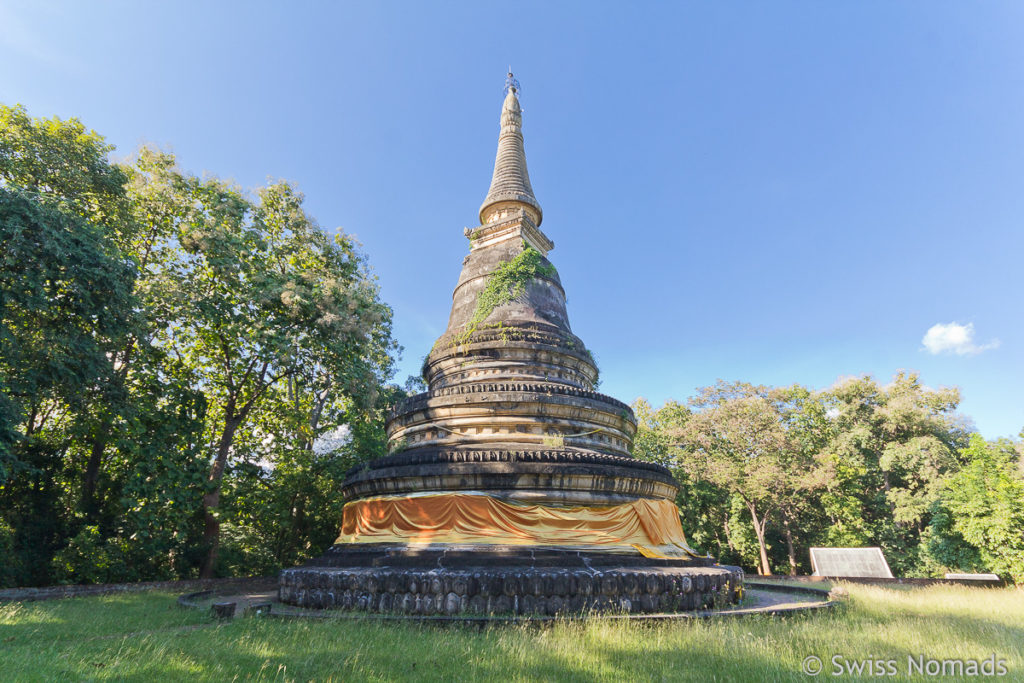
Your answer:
[2,106,207,586]
[660,382,828,576]
[817,372,967,575]
[1,104,400,586]
[632,399,734,562]
[0,188,136,583]
[919,501,984,578]
[1,104,136,484]
[220,380,407,574]
[0,104,128,232]
[132,154,397,577]
[626,375,983,579]
[939,435,1024,583]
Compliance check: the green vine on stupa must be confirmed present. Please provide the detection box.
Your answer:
[454,246,556,345]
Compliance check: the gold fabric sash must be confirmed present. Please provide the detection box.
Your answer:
[336,492,701,559]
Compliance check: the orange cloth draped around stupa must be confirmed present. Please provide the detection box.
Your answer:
[335,493,702,559]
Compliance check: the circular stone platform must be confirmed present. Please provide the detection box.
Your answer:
[277,545,743,616]
[182,579,833,621]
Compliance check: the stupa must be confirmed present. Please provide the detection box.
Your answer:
[279,74,743,615]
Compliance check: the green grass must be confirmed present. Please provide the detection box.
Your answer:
[1,584,1022,681]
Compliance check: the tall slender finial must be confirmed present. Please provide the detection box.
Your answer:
[480,72,542,226]
[504,70,520,96]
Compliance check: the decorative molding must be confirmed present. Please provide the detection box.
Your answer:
[351,447,671,477]
[393,382,633,418]
[466,210,553,255]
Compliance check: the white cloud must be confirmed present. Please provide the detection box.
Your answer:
[921,322,1000,356]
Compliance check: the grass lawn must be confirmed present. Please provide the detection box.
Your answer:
[1,583,1021,681]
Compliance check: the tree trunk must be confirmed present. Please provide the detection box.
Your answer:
[81,423,110,520]
[747,501,772,576]
[882,470,897,515]
[199,411,242,579]
[81,346,135,522]
[25,403,38,437]
[782,515,798,576]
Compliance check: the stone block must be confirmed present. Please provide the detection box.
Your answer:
[547,596,564,615]
[211,602,236,619]
[600,573,621,596]
[493,594,512,614]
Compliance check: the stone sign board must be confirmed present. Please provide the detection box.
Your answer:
[810,547,894,578]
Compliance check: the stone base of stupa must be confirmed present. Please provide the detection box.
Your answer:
[278,545,743,615]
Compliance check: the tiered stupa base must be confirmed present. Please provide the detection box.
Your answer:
[278,447,744,615]
[279,545,743,615]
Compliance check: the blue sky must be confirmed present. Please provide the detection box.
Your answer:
[2,1,1022,438]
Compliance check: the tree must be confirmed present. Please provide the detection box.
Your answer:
[632,398,735,564]
[219,381,407,574]
[919,501,984,578]
[1,104,215,586]
[0,104,135,484]
[133,152,397,577]
[940,435,1024,583]
[816,372,968,575]
[0,188,136,583]
[0,104,128,232]
[1,104,400,586]
[671,381,828,576]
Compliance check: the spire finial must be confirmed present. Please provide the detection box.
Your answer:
[480,72,542,226]
[504,70,520,96]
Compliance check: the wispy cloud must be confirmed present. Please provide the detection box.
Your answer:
[921,322,1000,356]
